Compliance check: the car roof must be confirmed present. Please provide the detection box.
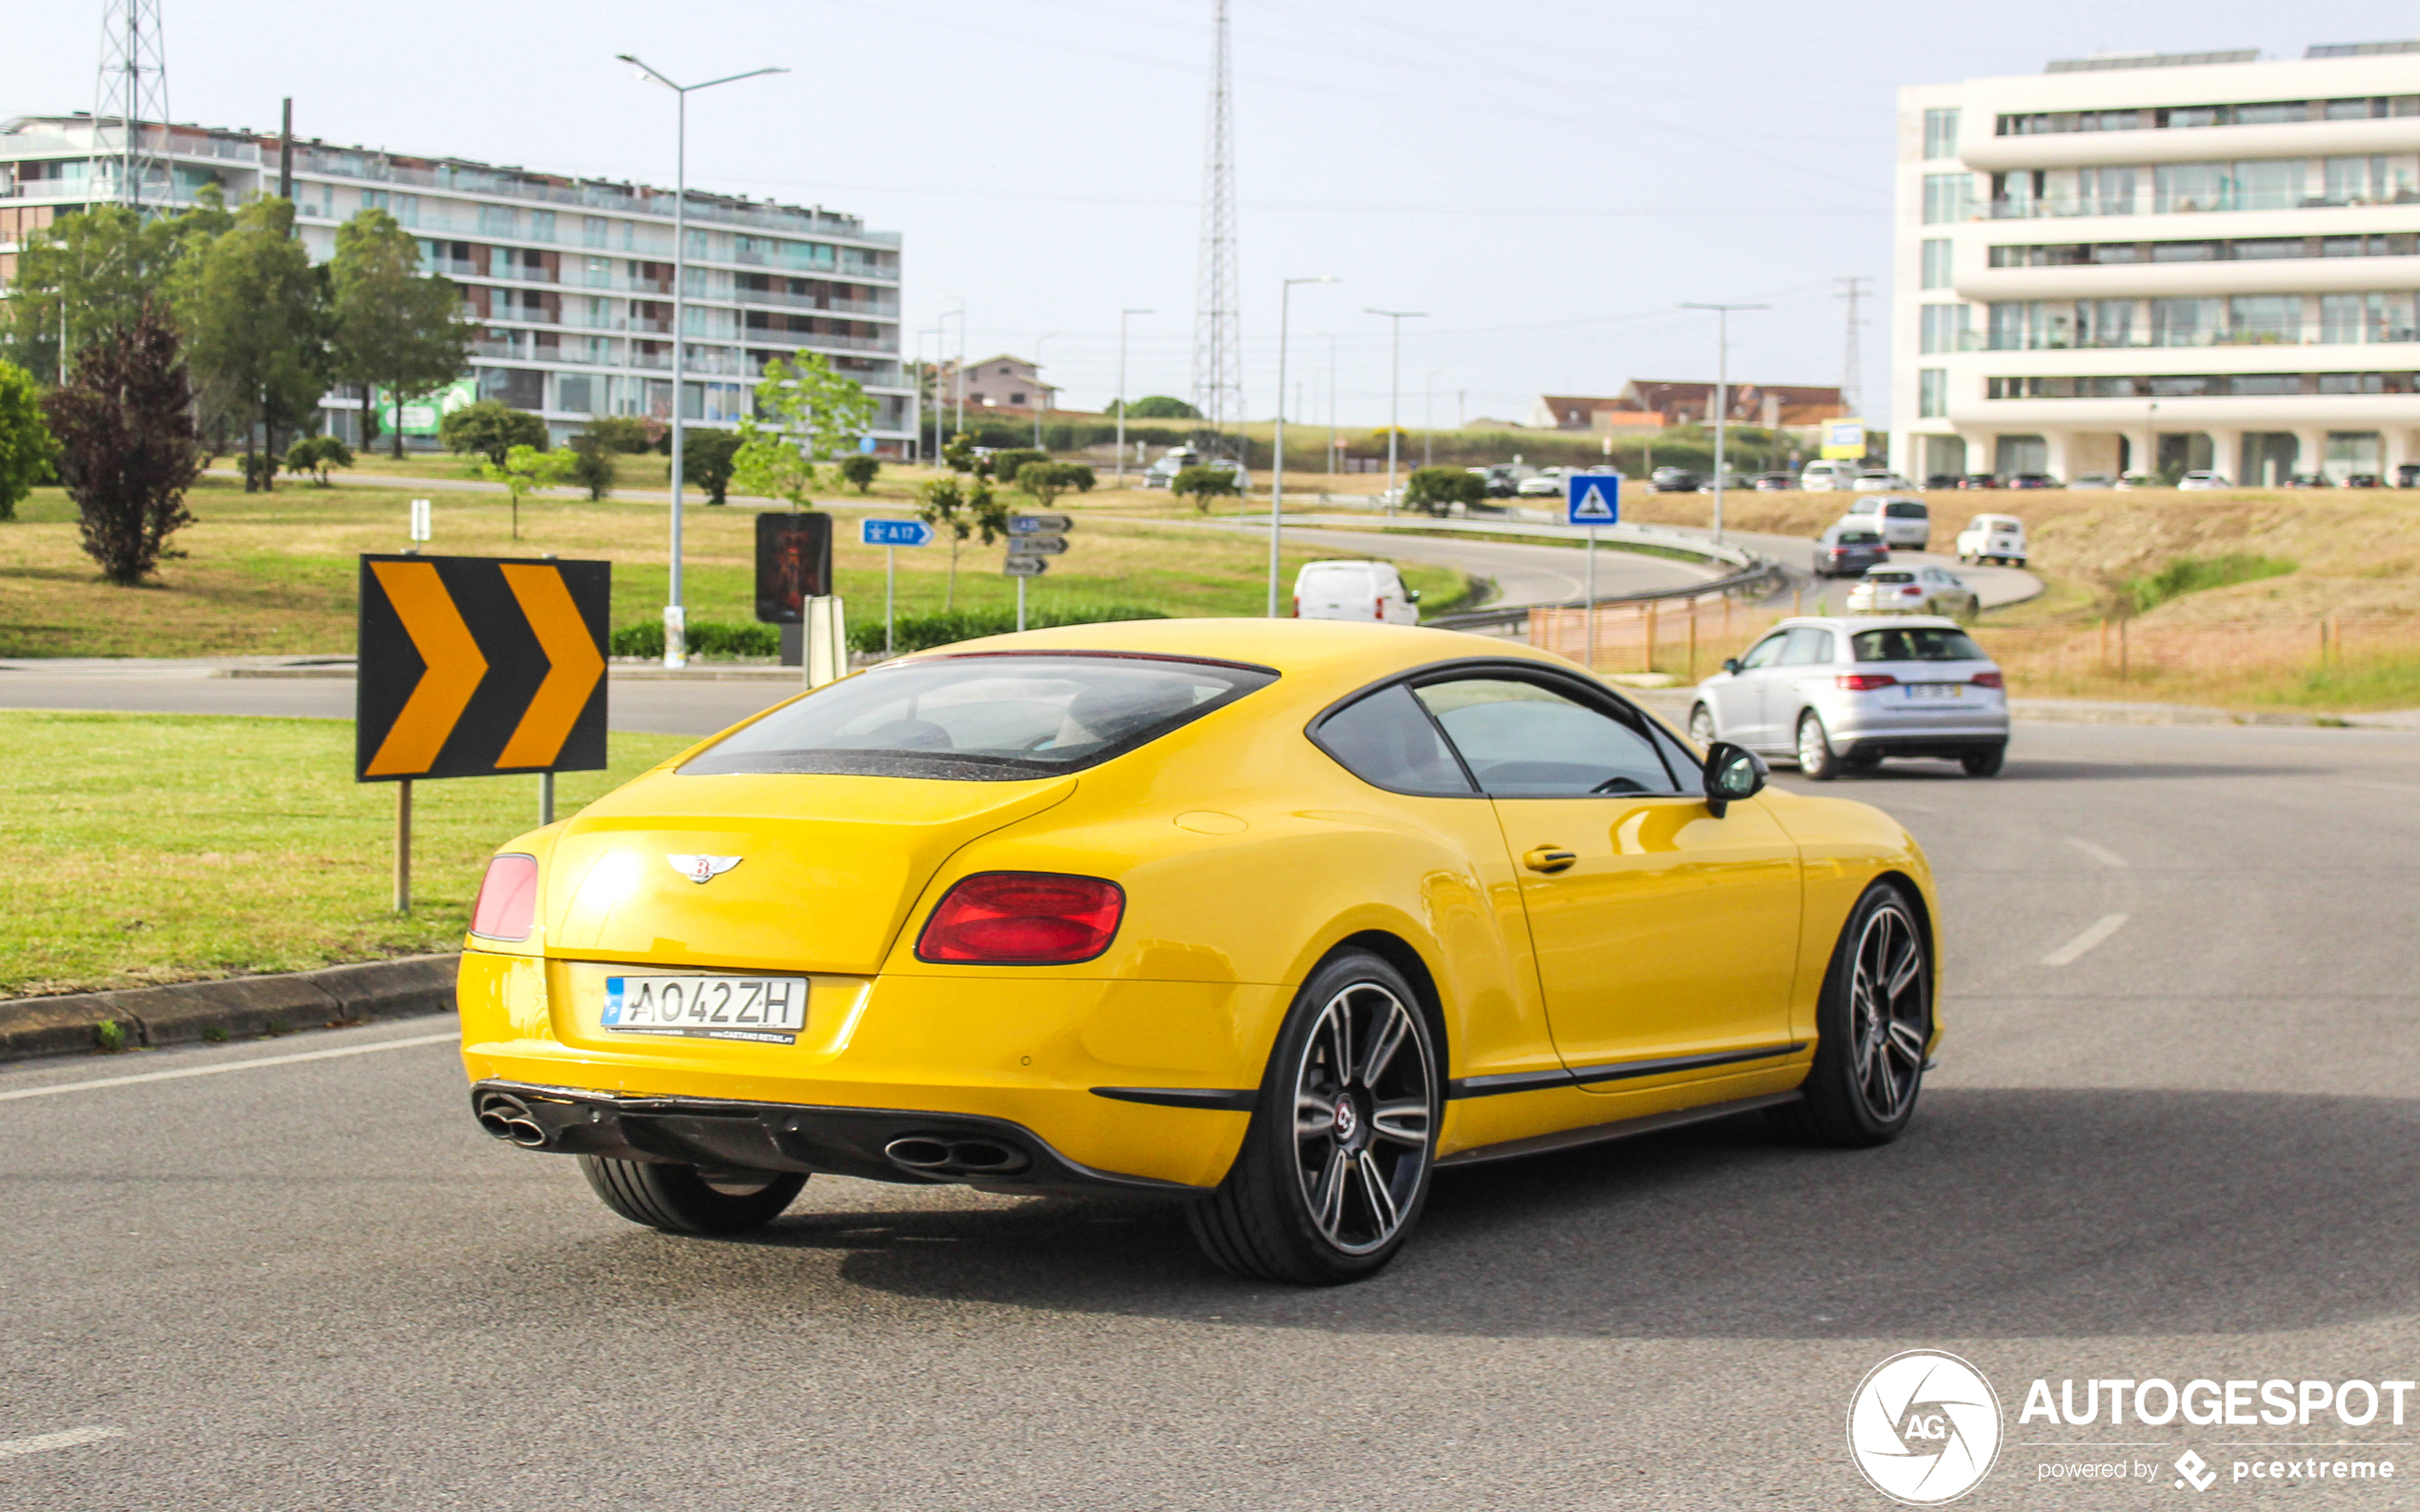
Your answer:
[1764,614,1964,634]
[908,617,1571,683]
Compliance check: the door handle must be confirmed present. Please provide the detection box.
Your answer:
[1523,846,1577,874]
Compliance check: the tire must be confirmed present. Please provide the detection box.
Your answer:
[1961,743,2006,777]
[1688,703,1719,748]
[1796,711,1840,780]
[578,1157,808,1236]
[1187,950,1439,1285]
[1770,882,1930,1148]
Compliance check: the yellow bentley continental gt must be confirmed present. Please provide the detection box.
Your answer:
[458,619,1942,1284]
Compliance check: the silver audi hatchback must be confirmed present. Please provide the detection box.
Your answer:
[1686,615,2008,778]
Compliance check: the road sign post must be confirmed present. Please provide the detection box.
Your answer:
[860,517,936,655]
[1565,474,1621,674]
[1006,514,1075,632]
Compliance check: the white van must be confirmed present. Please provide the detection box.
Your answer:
[1838,494,1931,550]
[1800,460,1862,492]
[1293,559,1420,624]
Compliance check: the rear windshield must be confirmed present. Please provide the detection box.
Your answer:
[1866,571,1914,582]
[1853,627,1988,663]
[1834,530,1881,544]
[681,654,1277,780]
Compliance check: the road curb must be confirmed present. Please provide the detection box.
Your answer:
[0,955,459,1063]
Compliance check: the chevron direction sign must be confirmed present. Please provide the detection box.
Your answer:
[354,554,611,783]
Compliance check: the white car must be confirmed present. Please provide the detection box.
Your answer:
[1845,565,1980,618]
[1850,471,1916,493]
[1688,615,2008,778]
[1292,559,1419,624]
[1515,468,1567,498]
[1837,494,1932,550]
[1954,514,2027,567]
[2177,471,2232,491]
[1799,460,1860,492]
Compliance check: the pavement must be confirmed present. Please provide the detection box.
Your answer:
[2,716,2415,1507]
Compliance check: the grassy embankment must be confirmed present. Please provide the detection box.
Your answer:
[0,713,690,997]
[0,475,1465,657]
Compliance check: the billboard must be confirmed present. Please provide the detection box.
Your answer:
[371,375,479,438]
[1819,419,1868,460]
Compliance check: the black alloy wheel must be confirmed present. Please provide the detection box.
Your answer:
[579,1157,809,1235]
[1188,950,1439,1284]
[1772,882,1930,1147]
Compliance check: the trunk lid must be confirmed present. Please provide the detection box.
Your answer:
[541,770,1076,974]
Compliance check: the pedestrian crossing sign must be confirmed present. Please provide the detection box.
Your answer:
[1565,473,1621,526]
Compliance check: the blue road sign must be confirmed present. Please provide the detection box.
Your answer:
[861,517,935,548]
[1565,473,1621,527]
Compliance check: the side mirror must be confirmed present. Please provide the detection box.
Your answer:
[1721,657,1742,675]
[1702,741,1767,818]
[1406,588,1422,603]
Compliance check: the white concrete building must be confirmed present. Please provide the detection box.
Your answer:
[1892,43,2420,485]
[0,113,912,452]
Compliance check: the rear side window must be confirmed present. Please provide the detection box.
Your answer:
[1412,677,1684,797]
[1853,628,1988,662]
[1311,684,1475,796]
[1779,628,1836,665]
[683,654,1276,780]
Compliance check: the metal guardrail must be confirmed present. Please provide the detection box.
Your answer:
[1428,556,1789,631]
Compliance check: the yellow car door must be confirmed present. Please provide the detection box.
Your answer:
[1412,674,1802,1083]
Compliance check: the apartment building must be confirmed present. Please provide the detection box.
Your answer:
[1893,43,2420,485]
[0,113,911,451]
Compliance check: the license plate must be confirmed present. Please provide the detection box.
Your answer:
[602,975,806,1043]
[1906,683,1964,700]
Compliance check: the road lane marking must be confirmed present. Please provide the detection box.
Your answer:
[2065,837,2129,868]
[0,1031,457,1104]
[0,1426,124,1459]
[2041,914,2129,967]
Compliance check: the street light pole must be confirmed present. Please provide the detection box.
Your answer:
[1116,308,1151,487]
[1681,300,1768,545]
[1031,330,1059,449]
[1423,370,1441,467]
[1364,308,1426,507]
[1272,276,1341,616]
[619,53,787,669]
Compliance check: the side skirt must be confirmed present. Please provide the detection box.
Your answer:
[1433,1090,1803,1169]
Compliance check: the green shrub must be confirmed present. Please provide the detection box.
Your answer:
[282,434,354,486]
[1404,465,1485,514]
[95,1018,127,1053]
[837,454,880,494]
[681,429,741,504]
[609,619,782,659]
[587,415,656,454]
[566,432,614,501]
[989,447,1048,485]
[1172,466,1241,512]
[438,399,548,466]
[849,604,1168,656]
[2127,554,2297,614]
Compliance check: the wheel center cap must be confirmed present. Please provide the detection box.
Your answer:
[1332,1096,1360,1143]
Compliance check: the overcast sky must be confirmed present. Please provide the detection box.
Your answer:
[11,1,2419,427]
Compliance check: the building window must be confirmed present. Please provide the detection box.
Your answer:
[583,216,611,249]
[1922,173,1972,225]
[1920,238,1952,289]
[529,210,555,243]
[1924,108,1960,160]
[2227,295,2300,344]
[2150,297,2221,347]
[1918,369,1946,418]
[2079,299,2136,348]
[478,203,517,237]
[1918,304,1967,354]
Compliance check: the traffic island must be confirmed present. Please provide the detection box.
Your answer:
[0,954,458,1063]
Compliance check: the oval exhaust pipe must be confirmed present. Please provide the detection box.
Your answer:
[474,1093,550,1149]
[949,1140,1028,1175]
[884,1137,954,1170]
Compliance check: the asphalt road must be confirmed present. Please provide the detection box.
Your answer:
[4,717,2414,1508]
[1179,514,1721,611]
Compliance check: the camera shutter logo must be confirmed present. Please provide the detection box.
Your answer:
[1847,1350,2003,1504]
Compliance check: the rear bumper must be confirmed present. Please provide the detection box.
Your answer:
[471,1079,1209,1198]
[1838,731,2006,758]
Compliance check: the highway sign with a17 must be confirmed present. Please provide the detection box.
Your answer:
[1003,555,1048,577]
[861,517,935,548]
[1565,473,1621,527]
[1007,534,1068,556]
[1010,513,1074,536]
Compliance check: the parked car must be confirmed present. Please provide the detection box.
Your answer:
[1689,616,2007,778]
[1799,460,1861,492]
[1924,474,1964,489]
[461,619,1946,1282]
[2005,473,2059,491]
[1515,468,1567,498]
[2177,471,2232,491]
[1846,565,1980,619]
[1141,444,1200,489]
[1851,470,1916,493]
[2288,473,2330,488]
[1650,466,1705,493]
[2114,474,2155,490]
[1953,514,2027,567]
[1751,472,1797,491]
[1959,474,2001,490]
[1814,525,1890,578]
[2340,473,2382,489]
[2070,474,2114,489]
[2397,463,2420,489]
[1465,465,1520,499]
[1292,559,1420,624]
[1838,494,1932,550]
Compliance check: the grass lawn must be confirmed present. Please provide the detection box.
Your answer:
[0,477,1465,657]
[0,712,691,997]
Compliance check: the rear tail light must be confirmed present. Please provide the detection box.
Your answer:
[1971,671,2005,689]
[1374,598,1386,620]
[470,854,539,940]
[1291,595,1301,617]
[1837,674,1897,691]
[916,873,1124,964]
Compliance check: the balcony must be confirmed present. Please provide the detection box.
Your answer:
[493,263,557,285]
[1962,327,2420,352]
[733,284,901,319]
[1987,191,2420,220]
[743,327,898,354]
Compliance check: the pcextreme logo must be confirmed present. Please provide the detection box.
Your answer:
[1848,1350,2005,1505]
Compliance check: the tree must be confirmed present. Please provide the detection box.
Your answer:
[38,303,201,583]
[0,190,230,384]
[440,398,547,467]
[837,454,879,494]
[173,196,333,491]
[330,208,471,459]
[479,443,577,540]
[0,360,54,521]
[1404,465,1485,515]
[917,474,1011,610]
[1107,394,1200,420]
[1018,460,1090,511]
[941,430,979,475]
[283,434,353,486]
[1172,465,1241,513]
[588,415,655,454]
[732,352,877,508]
[682,428,741,504]
[989,448,1047,486]
[565,430,615,501]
